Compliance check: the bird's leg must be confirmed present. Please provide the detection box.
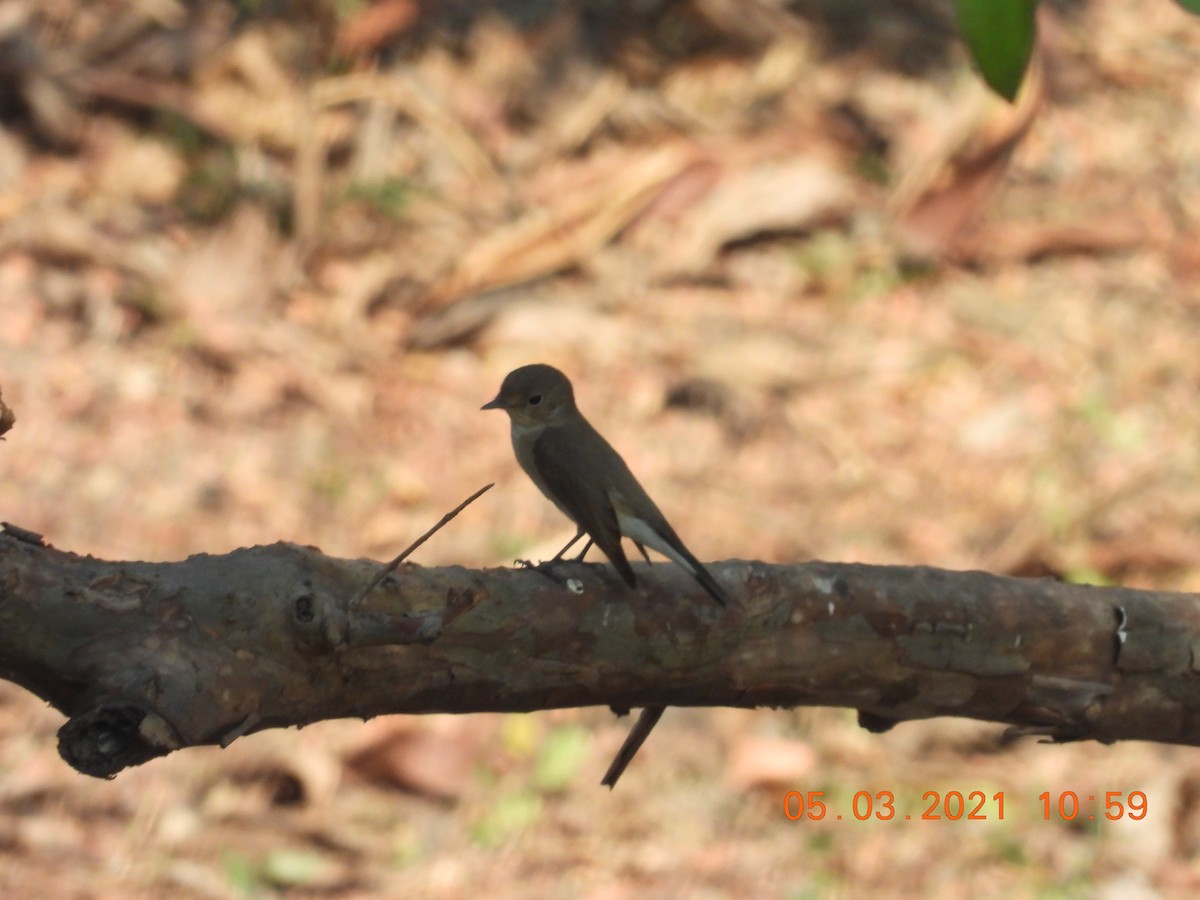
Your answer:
[517,528,589,586]
[551,529,588,562]
[572,538,594,562]
[634,542,652,564]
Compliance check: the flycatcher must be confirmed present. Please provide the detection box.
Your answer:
[482,363,728,785]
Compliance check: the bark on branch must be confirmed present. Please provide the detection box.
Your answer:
[1,527,1197,780]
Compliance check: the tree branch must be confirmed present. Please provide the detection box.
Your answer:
[347,482,493,608]
[1,528,1196,780]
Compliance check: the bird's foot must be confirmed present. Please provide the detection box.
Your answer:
[515,557,571,587]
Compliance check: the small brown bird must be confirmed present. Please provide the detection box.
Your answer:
[483,363,728,786]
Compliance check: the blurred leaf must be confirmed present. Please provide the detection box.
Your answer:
[726,734,817,791]
[344,719,482,800]
[533,726,589,792]
[154,109,215,156]
[343,178,413,221]
[178,150,239,224]
[1176,0,1200,12]
[261,849,336,887]
[1077,391,1146,452]
[310,457,354,503]
[470,792,543,847]
[1065,567,1114,587]
[220,851,260,893]
[953,0,1037,101]
[993,835,1029,865]
[891,50,1042,259]
[501,714,539,758]
[389,825,425,867]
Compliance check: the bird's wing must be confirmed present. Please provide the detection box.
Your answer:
[532,424,636,586]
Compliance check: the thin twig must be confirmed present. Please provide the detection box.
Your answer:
[601,706,665,788]
[348,482,494,608]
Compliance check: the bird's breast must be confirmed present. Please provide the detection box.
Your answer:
[510,422,558,505]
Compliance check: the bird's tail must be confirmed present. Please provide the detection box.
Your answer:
[617,512,730,605]
[689,561,729,607]
[665,541,728,606]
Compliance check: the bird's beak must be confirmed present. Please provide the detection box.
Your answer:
[481,395,505,411]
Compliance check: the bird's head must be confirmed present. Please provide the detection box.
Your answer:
[482,363,577,427]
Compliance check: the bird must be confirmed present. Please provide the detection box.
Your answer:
[482,363,728,786]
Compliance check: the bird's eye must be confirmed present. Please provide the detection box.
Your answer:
[528,394,543,406]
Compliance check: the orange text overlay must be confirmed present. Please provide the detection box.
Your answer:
[782,790,1148,823]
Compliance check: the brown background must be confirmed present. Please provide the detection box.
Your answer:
[2,0,1199,895]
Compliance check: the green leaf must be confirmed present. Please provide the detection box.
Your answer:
[469,792,543,847]
[500,713,539,758]
[1176,0,1200,14]
[261,849,337,887]
[1064,567,1114,588]
[220,851,260,893]
[533,726,589,792]
[953,0,1038,101]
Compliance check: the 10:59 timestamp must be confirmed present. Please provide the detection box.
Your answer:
[784,790,1148,822]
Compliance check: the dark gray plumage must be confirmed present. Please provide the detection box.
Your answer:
[483,363,729,788]
[482,363,727,605]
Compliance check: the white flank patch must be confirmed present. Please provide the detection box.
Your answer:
[617,513,695,575]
